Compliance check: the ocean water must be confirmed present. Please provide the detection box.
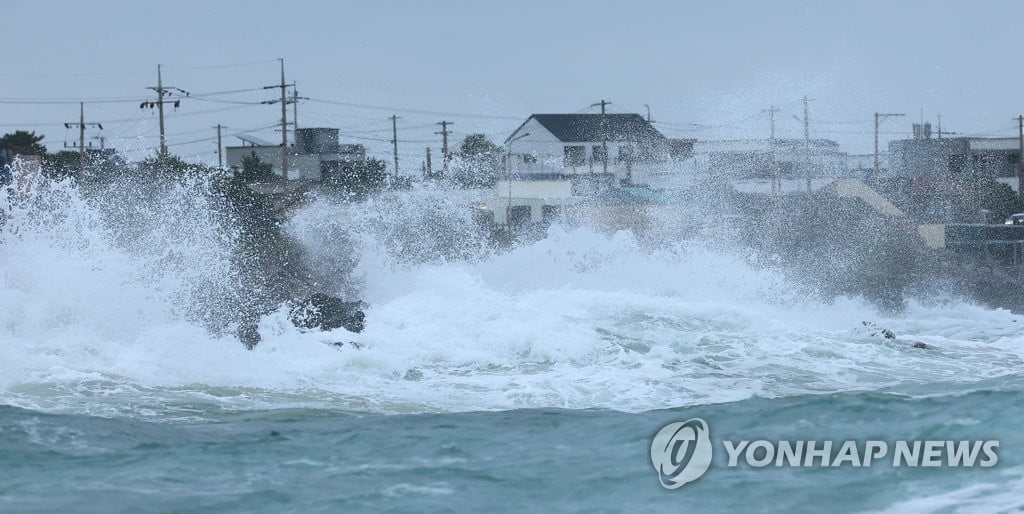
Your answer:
[1,179,1023,513]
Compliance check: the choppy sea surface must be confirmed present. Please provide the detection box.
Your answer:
[2,180,1022,513]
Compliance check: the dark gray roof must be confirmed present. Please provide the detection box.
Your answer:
[527,113,665,143]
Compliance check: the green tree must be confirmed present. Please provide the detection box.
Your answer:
[453,133,502,187]
[978,177,1023,222]
[0,130,47,155]
[237,151,276,183]
[138,154,211,176]
[43,150,82,180]
[459,133,502,159]
[350,157,387,195]
[324,157,387,197]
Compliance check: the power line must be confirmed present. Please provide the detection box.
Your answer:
[0,104,261,137]
[138,123,280,151]
[160,58,281,71]
[341,133,435,143]
[0,87,265,106]
[189,97,265,105]
[0,96,151,105]
[305,98,521,120]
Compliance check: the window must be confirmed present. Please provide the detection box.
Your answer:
[522,153,538,164]
[564,145,585,167]
[948,154,968,175]
[507,205,532,227]
[542,205,560,222]
[591,145,607,164]
[617,145,635,164]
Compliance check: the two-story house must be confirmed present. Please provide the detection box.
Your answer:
[504,113,669,187]
[485,113,669,228]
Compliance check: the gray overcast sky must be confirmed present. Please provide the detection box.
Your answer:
[3,0,1022,168]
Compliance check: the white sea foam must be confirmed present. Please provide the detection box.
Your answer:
[1,180,1022,417]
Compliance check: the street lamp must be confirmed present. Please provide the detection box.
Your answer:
[505,132,530,225]
[874,112,905,178]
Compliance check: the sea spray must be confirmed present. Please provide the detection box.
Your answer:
[1,181,1022,418]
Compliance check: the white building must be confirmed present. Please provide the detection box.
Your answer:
[504,113,670,186]
[485,113,670,226]
[694,138,849,179]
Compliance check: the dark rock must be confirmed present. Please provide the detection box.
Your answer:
[912,341,929,349]
[328,341,364,350]
[861,321,897,340]
[289,293,366,333]
[238,318,262,350]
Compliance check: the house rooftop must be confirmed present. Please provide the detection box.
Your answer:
[519,113,665,143]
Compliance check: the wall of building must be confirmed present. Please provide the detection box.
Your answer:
[490,179,573,224]
[888,138,970,177]
[694,139,848,179]
[888,137,1020,178]
[225,145,366,181]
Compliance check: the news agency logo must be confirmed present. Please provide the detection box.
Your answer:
[650,418,714,489]
[651,418,1000,490]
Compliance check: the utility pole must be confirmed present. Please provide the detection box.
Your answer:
[425,147,432,179]
[762,105,780,141]
[935,115,956,138]
[1018,115,1023,203]
[761,106,781,194]
[64,102,102,172]
[292,83,299,141]
[390,115,400,175]
[874,112,905,178]
[143,65,188,157]
[78,102,85,166]
[278,59,288,180]
[288,84,308,142]
[215,124,225,168]
[801,97,814,195]
[435,121,453,173]
[155,65,165,156]
[591,99,611,174]
[644,104,653,123]
[802,96,814,141]
[262,59,293,180]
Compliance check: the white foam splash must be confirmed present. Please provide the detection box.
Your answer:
[1,182,1021,418]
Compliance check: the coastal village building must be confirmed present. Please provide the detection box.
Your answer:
[489,113,670,226]
[888,123,1021,192]
[505,113,670,186]
[225,127,366,182]
[693,138,849,180]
